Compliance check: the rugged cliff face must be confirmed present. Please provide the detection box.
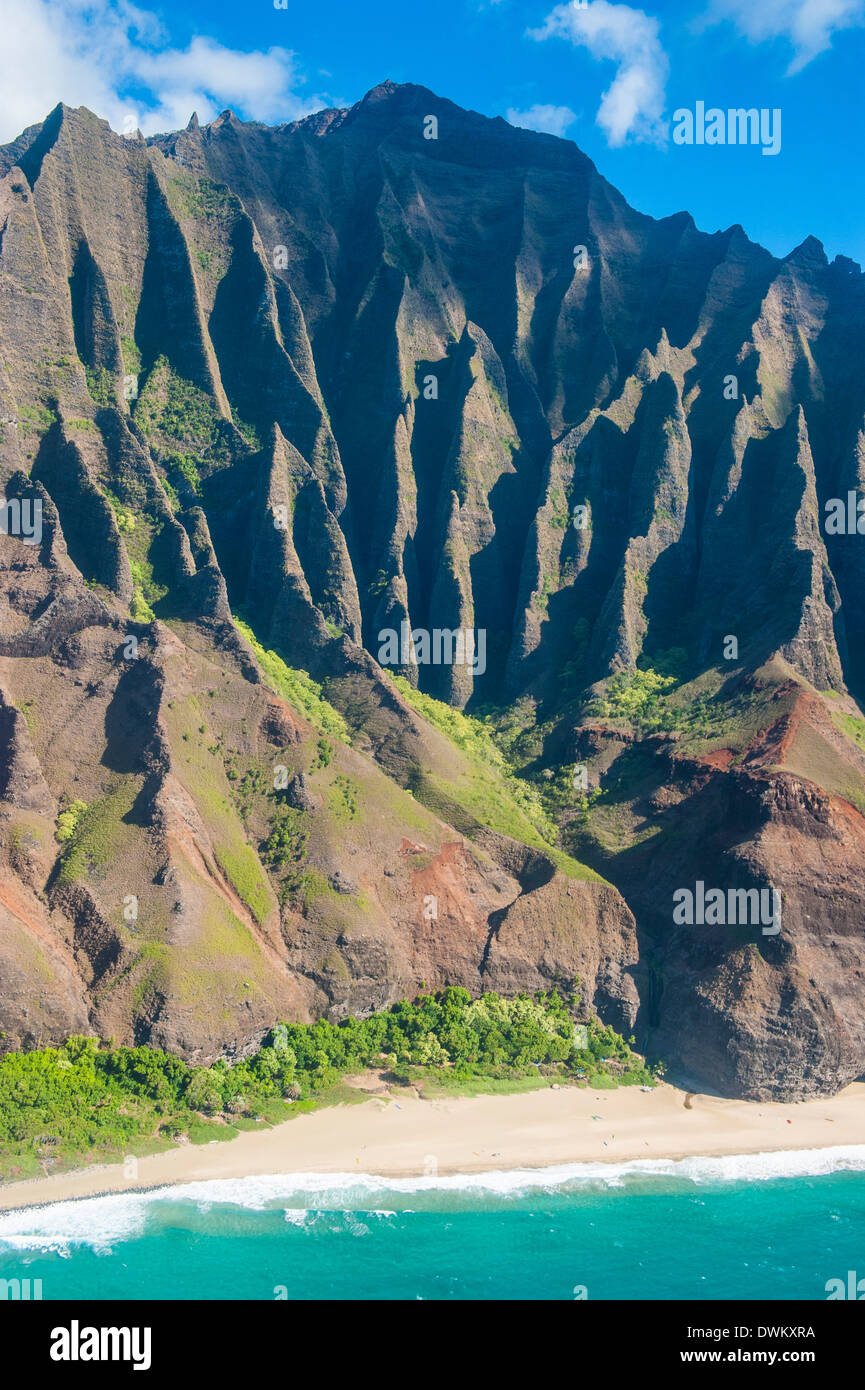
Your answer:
[0,83,863,1096]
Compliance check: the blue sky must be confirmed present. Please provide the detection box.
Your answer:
[3,0,863,264]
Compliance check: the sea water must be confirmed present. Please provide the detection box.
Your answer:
[1,1148,864,1301]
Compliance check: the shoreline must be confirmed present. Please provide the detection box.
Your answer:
[1,1079,863,1213]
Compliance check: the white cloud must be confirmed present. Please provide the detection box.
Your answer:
[528,0,669,146]
[506,103,578,136]
[0,0,326,144]
[703,0,865,73]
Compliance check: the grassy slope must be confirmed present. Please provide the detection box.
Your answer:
[386,675,604,882]
[236,619,604,881]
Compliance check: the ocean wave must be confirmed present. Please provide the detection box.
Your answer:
[0,1192,151,1253]
[1,1146,864,1250]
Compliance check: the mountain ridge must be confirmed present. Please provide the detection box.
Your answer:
[1,83,864,1099]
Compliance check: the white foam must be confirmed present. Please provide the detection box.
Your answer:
[0,1191,151,1253]
[1,1146,863,1250]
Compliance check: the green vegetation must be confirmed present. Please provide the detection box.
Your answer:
[166,454,200,494]
[310,736,333,769]
[581,663,772,751]
[260,804,309,873]
[586,668,677,730]
[18,401,58,438]
[231,766,268,823]
[831,709,865,751]
[84,366,114,407]
[280,867,333,910]
[56,800,88,844]
[231,411,262,451]
[102,488,169,621]
[214,846,271,924]
[327,774,359,822]
[388,675,601,879]
[133,356,236,483]
[237,619,350,743]
[163,696,273,924]
[169,173,236,221]
[128,552,166,622]
[549,486,570,530]
[536,571,558,614]
[55,784,142,885]
[135,358,221,448]
[128,552,166,611]
[391,674,554,838]
[14,699,37,735]
[120,335,142,375]
[130,588,155,623]
[367,569,389,599]
[0,988,653,1178]
[160,476,182,513]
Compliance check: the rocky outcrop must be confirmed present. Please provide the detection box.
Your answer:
[578,685,865,1098]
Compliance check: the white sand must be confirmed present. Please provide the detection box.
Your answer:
[1,1078,863,1210]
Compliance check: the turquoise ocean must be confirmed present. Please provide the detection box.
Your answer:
[1,1148,864,1301]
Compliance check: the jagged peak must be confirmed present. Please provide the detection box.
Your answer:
[46,102,115,135]
[632,327,677,384]
[723,222,749,246]
[211,109,241,130]
[733,392,771,438]
[661,210,696,232]
[783,234,828,268]
[830,252,862,277]
[363,80,405,100]
[343,80,441,124]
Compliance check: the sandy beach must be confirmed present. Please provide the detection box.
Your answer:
[1,1077,863,1211]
